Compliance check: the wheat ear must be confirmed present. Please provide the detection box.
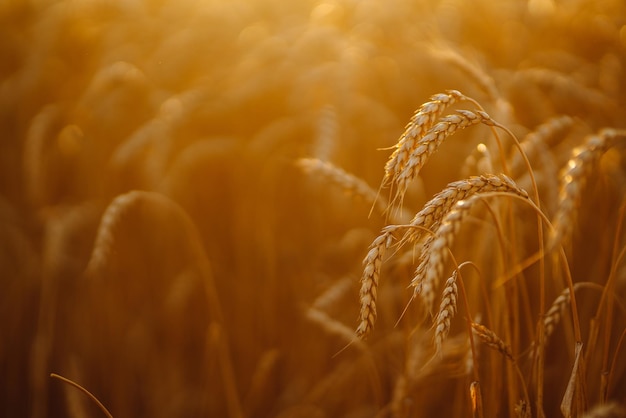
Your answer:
[85,192,141,276]
[434,269,459,354]
[383,90,478,186]
[509,115,574,176]
[471,322,514,361]
[394,109,497,205]
[402,173,527,245]
[550,128,626,249]
[297,158,390,218]
[357,225,402,338]
[544,286,573,341]
[412,185,529,312]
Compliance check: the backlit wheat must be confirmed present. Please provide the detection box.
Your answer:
[394,109,498,204]
[412,185,529,312]
[550,128,626,249]
[383,90,476,187]
[434,270,459,354]
[471,322,514,361]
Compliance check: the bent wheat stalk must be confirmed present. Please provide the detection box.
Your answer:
[50,373,113,418]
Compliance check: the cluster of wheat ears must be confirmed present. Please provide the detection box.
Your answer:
[306,91,626,418]
[2,0,626,417]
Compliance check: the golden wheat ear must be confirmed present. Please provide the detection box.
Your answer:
[383,90,479,185]
[550,128,626,251]
[412,185,529,314]
[434,269,459,355]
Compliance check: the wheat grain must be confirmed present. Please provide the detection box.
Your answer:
[550,128,626,249]
[471,322,514,361]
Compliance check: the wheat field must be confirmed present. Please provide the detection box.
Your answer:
[1,0,626,417]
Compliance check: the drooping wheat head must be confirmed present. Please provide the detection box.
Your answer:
[411,184,529,313]
[434,269,459,354]
[471,322,514,362]
[550,129,626,250]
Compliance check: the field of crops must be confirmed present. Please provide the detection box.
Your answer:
[1,0,626,416]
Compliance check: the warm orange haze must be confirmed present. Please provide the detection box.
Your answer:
[1,0,626,417]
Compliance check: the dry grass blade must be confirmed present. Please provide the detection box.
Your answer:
[50,373,113,418]
[561,342,584,418]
